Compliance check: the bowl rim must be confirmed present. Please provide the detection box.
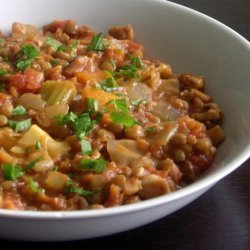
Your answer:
[0,0,250,219]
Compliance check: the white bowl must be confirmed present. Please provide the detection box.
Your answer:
[0,0,250,241]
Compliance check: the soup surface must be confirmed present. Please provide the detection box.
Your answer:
[0,20,224,210]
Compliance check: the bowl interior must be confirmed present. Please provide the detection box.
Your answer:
[0,0,250,213]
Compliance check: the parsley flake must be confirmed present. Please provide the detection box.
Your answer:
[1,163,24,180]
[87,33,105,51]
[12,105,27,116]
[26,156,42,170]
[0,69,6,77]
[16,44,39,71]
[115,55,144,80]
[78,158,107,173]
[46,37,63,51]
[80,139,92,155]
[29,178,45,194]
[86,98,99,113]
[65,180,95,196]
[8,118,32,132]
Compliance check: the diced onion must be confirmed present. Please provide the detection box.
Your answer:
[107,139,144,166]
[126,82,152,102]
[17,94,46,110]
[45,104,69,119]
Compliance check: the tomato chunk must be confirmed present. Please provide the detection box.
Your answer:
[0,93,12,105]
[9,68,44,93]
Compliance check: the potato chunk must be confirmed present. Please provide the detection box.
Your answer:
[45,172,68,192]
[107,139,144,166]
[139,174,170,199]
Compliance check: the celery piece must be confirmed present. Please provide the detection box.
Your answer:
[41,80,77,106]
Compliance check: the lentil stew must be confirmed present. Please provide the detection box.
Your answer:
[0,20,225,211]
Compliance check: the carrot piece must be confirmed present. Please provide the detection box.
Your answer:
[82,83,117,107]
[76,71,107,86]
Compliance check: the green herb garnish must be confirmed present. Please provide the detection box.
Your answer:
[78,158,107,173]
[115,55,144,80]
[104,98,138,127]
[55,112,78,125]
[46,37,64,51]
[87,33,105,52]
[1,163,24,180]
[56,112,94,139]
[29,178,45,194]
[74,113,94,139]
[16,44,39,71]
[0,69,6,77]
[129,54,145,68]
[108,59,116,71]
[12,105,27,116]
[110,112,138,127]
[16,59,32,72]
[8,118,32,132]
[86,98,99,113]
[21,44,39,58]
[55,112,96,155]
[68,40,80,58]
[130,99,147,106]
[79,139,92,155]
[50,59,60,66]
[108,98,128,114]
[26,156,42,170]
[65,180,95,196]
[145,127,154,133]
[35,140,41,150]
[101,76,119,92]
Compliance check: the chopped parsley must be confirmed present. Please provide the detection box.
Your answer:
[8,118,32,132]
[21,44,39,58]
[110,111,138,127]
[56,112,95,139]
[46,37,64,51]
[101,76,119,92]
[86,98,99,113]
[145,126,154,133]
[78,158,107,173]
[35,140,41,150]
[12,105,27,116]
[80,139,92,155]
[0,69,6,77]
[108,99,128,114]
[47,37,78,58]
[129,54,145,68]
[130,99,147,106]
[55,112,78,125]
[87,33,105,52]
[1,163,24,181]
[105,98,139,127]
[16,44,39,71]
[68,40,80,58]
[50,59,60,66]
[26,156,42,170]
[108,59,116,70]
[65,180,95,196]
[29,178,45,194]
[74,113,94,139]
[115,55,144,80]
[16,59,33,71]
[55,112,96,155]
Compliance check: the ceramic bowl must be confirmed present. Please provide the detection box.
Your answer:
[0,0,250,241]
